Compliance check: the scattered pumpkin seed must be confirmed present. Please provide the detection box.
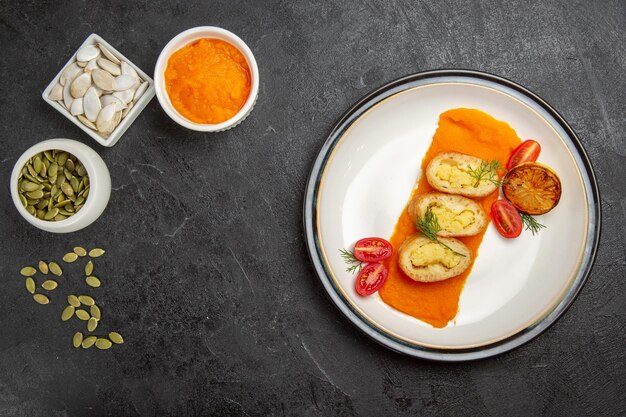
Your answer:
[87,317,98,332]
[49,262,62,276]
[85,260,94,276]
[90,305,101,320]
[89,248,105,258]
[73,332,83,348]
[74,246,87,257]
[86,276,101,288]
[62,252,78,263]
[78,295,95,306]
[82,336,97,348]
[38,261,49,274]
[41,280,58,290]
[20,266,37,277]
[75,309,90,320]
[25,277,36,294]
[61,305,75,321]
[33,294,50,304]
[68,294,80,307]
[108,332,124,344]
[95,338,112,350]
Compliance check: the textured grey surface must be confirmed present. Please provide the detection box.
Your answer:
[1,0,625,416]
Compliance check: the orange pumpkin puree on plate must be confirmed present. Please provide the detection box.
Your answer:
[165,38,251,124]
[379,108,522,328]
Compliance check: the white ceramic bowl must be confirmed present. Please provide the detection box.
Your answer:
[10,139,111,233]
[42,34,155,147]
[154,26,259,132]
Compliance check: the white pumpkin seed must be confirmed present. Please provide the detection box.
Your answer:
[113,89,134,105]
[97,43,121,64]
[113,74,136,91]
[121,101,134,118]
[76,45,100,62]
[60,62,82,86]
[70,97,84,116]
[91,69,116,91]
[78,115,97,130]
[97,57,121,76]
[62,81,73,110]
[133,82,149,102]
[83,87,101,122]
[85,58,99,72]
[96,103,117,134]
[120,61,139,80]
[48,83,63,101]
[100,94,126,111]
[70,73,91,98]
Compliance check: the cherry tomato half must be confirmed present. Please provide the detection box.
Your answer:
[506,140,541,170]
[353,237,393,262]
[355,263,388,296]
[491,200,523,238]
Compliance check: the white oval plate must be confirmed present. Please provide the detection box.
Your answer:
[303,70,600,361]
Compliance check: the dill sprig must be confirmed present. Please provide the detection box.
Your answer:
[520,213,546,235]
[339,248,364,274]
[468,160,503,187]
[415,208,467,257]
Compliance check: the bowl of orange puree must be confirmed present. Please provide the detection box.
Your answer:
[155,27,259,132]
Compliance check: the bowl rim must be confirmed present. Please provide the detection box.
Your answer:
[154,26,259,132]
[11,139,104,231]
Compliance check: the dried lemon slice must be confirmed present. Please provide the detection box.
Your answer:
[502,162,562,215]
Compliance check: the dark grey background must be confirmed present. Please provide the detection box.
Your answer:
[1,0,624,416]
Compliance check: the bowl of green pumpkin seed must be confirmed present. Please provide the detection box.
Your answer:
[10,139,111,233]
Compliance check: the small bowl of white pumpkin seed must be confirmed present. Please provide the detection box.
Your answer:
[10,139,111,233]
[42,33,155,147]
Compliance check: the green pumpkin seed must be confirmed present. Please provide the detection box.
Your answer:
[86,276,101,288]
[26,205,35,215]
[36,199,48,210]
[33,294,49,304]
[90,304,101,320]
[95,338,112,350]
[38,261,49,274]
[25,277,36,294]
[87,317,98,332]
[74,196,85,206]
[65,158,75,171]
[44,150,54,162]
[89,248,105,258]
[44,208,59,220]
[75,309,90,320]
[64,169,72,180]
[61,305,75,321]
[58,209,73,216]
[78,295,95,306]
[82,336,97,348]
[21,181,41,192]
[70,176,79,193]
[85,261,94,276]
[20,266,36,276]
[67,294,80,307]
[60,182,74,197]
[57,152,68,166]
[33,157,42,173]
[25,190,44,199]
[49,262,62,276]
[35,209,45,219]
[76,164,87,177]
[54,214,68,221]
[108,332,124,344]
[73,246,87,257]
[73,332,83,348]
[19,193,27,207]
[62,252,78,263]
[41,280,58,290]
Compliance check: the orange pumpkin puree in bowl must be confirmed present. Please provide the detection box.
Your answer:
[164,38,251,124]
[379,108,522,328]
